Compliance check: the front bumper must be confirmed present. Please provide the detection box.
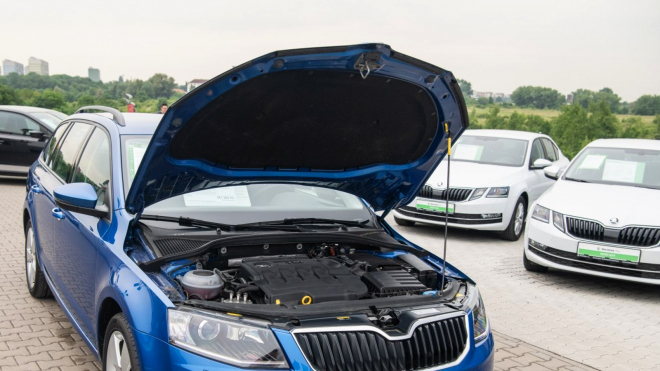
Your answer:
[133,321,494,370]
[524,215,660,285]
[393,196,511,232]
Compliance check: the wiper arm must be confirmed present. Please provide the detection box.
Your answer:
[238,218,372,231]
[564,177,590,183]
[139,215,305,233]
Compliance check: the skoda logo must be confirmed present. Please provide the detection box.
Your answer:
[609,217,619,225]
[436,182,444,187]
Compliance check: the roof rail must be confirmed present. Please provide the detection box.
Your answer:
[74,106,126,127]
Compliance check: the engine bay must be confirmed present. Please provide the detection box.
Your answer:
[171,243,441,307]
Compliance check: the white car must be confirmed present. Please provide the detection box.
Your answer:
[524,138,660,284]
[393,129,569,240]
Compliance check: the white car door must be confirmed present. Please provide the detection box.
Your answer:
[526,138,553,202]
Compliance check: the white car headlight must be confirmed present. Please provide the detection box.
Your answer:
[469,188,488,200]
[467,286,489,343]
[531,204,550,223]
[552,211,564,232]
[486,187,509,198]
[168,308,288,369]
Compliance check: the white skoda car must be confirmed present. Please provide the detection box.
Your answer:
[393,130,569,240]
[524,138,660,284]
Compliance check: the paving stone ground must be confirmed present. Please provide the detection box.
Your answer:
[1,177,656,370]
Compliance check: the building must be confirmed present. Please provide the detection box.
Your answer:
[187,79,208,92]
[25,57,49,76]
[88,67,101,82]
[2,60,24,75]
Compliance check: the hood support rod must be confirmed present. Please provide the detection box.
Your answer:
[440,122,452,294]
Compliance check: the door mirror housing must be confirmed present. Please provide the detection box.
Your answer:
[544,165,563,180]
[28,131,45,139]
[532,158,552,169]
[54,183,107,218]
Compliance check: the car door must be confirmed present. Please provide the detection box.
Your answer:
[0,111,51,172]
[32,121,101,338]
[526,138,551,202]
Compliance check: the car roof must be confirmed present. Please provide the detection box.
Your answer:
[587,138,660,151]
[462,129,547,141]
[65,112,161,135]
[0,105,63,115]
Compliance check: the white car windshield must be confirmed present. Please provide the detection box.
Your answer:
[563,147,660,190]
[121,135,372,224]
[452,135,528,167]
[30,112,64,130]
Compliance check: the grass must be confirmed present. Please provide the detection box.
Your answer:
[467,105,656,124]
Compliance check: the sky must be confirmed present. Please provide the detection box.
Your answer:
[2,0,659,101]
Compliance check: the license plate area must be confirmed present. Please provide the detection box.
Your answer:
[577,242,640,264]
[416,199,455,214]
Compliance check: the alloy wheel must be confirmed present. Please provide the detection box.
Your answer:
[514,202,525,236]
[25,227,36,290]
[106,331,132,371]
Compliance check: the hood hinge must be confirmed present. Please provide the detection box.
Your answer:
[354,52,384,79]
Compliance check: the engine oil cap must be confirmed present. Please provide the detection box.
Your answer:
[301,295,312,305]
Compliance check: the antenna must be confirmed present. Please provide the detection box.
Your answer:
[440,122,452,294]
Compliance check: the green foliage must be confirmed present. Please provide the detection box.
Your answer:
[30,89,67,111]
[572,87,623,113]
[632,95,660,115]
[457,79,473,98]
[0,84,23,105]
[511,86,565,109]
[147,73,176,99]
[620,117,651,139]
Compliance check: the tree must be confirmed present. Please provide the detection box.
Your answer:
[484,106,506,129]
[654,115,660,138]
[572,88,622,113]
[621,117,651,139]
[632,95,660,115]
[0,84,22,105]
[550,104,590,158]
[30,89,66,110]
[147,73,176,98]
[511,86,565,109]
[457,79,473,99]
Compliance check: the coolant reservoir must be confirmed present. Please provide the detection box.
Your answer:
[180,270,223,300]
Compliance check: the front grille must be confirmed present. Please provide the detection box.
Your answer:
[618,227,660,247]
[153,238,208,257]
[398,207,502,225]
[418,185,472,202]
[295,316,467,371]
[566,217,605,242]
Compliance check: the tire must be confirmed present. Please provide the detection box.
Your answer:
[394,215,416,226]
[523,250,549,273]
[25,220,51,298]
[501,196,526,241]
[103,313,141,371]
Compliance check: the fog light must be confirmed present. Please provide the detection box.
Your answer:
[481,213,502,218]
[528,238,548,250]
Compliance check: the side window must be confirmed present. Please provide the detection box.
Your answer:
[42,122,70,164]
[530,139,545,165]
[50,122,92,182]
[541,138,558,161]
[0,111,34,135]
[72,129,111,207]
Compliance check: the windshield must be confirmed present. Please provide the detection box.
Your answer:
[563,146,660,189]
[30,112,64,130]
[452,135,528,167]
[121,135,372,224]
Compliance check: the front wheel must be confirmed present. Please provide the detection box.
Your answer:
[103,313,141,371]
[501,196,526,241]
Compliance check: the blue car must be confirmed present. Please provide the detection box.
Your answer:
[23,44,493,371]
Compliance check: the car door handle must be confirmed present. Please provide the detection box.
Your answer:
[31,185,42,194]
[51,208,64,220]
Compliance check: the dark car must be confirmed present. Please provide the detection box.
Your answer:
[24,44,493,371]
[0,106,66,176]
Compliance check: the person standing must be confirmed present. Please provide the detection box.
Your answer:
[160,103,168,114]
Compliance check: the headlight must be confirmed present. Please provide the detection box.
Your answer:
[466,286,489,343]
[469,188,488,200]
[486,187,509,198]
[168,308,288,369]
[531,204,550,223]
[552,211,564,232]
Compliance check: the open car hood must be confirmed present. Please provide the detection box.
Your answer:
[125,44,468,214]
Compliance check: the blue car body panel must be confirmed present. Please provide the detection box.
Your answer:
[23,44,491,370]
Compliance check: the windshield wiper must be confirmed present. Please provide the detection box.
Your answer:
[237,218,372,231]
[564,177,590,183]
[139,215,305,233]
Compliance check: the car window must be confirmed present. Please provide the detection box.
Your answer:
[50,122,93,182]
[541,138,558,161]
[72,128,111,207]
[42,122,70,164]
[0,111,42,135]
[530,139,545,165]
[30,112,62,131]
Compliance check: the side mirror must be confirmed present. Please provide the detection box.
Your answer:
[29,131,45,139]
[544,165,563,180]
[54,183,107,218]
[532,158,552,169]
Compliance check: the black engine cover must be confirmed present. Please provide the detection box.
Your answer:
[238,258,368,305]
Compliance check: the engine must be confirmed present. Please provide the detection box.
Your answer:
[177,246,439,306]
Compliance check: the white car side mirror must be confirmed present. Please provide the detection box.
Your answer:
[532,158,552,169]
[544,165,563,180]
